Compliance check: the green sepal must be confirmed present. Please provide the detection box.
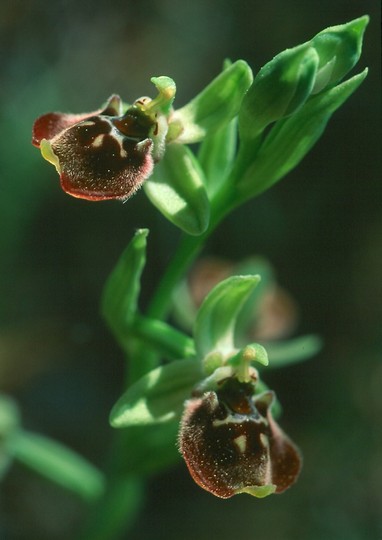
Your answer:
[265,334,322,368]
[170,60,253,143]
[9,430,104,501]
[194,275,261,360]
[101,229,148,350]
[144,143,210,236]
[110,358,203,428]
[198,117,237,199]
[238,69,368,198]
[239,44,319,140]
[311,16,369,93]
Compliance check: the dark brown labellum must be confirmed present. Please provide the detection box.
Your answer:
[179,378,301,498]
[32,96,156,201]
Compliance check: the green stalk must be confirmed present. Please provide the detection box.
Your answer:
[78,168,245,540]
[147,182,236,321]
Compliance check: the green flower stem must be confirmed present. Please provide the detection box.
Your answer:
[131,315,196,360]
[147,183,237,321]
[79,421,149,540]
[78,473,144,540]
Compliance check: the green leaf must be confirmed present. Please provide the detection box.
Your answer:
[101,229,148,349]
[265,334,322,368]
[239,44,319,140]
[238,69,368,198]
[311,16,369,92]
[144,143,210,236]
[194,275,261,360]
[198,117,237,199]
[171,60,253,143]
[10,430,104,501]
[110,358,203,428]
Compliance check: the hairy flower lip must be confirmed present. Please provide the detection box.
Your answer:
[32,94,123,148]
[32,95,157,201]
[179,379,302,499]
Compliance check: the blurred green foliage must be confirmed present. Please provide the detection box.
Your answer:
[0,1,380,539]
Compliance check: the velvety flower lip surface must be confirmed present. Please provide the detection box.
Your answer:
[32,94,123,147]
[179,378,302,498]
[32,95,155,201]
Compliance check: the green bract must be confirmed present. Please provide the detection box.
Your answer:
[101,229,148,351]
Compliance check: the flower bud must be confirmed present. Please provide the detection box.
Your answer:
[311,15,369,93]
[239,44,319,140]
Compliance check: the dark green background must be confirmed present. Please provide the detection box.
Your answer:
[0,1,380,539]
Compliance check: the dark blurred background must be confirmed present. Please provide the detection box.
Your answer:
[0,1,381,539]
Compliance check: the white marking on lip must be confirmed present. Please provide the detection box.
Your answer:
[212,415,244,427]
[260,433,269,447]
[111,127,129,158]
[92,134,105,147]
[233,434,247,454]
